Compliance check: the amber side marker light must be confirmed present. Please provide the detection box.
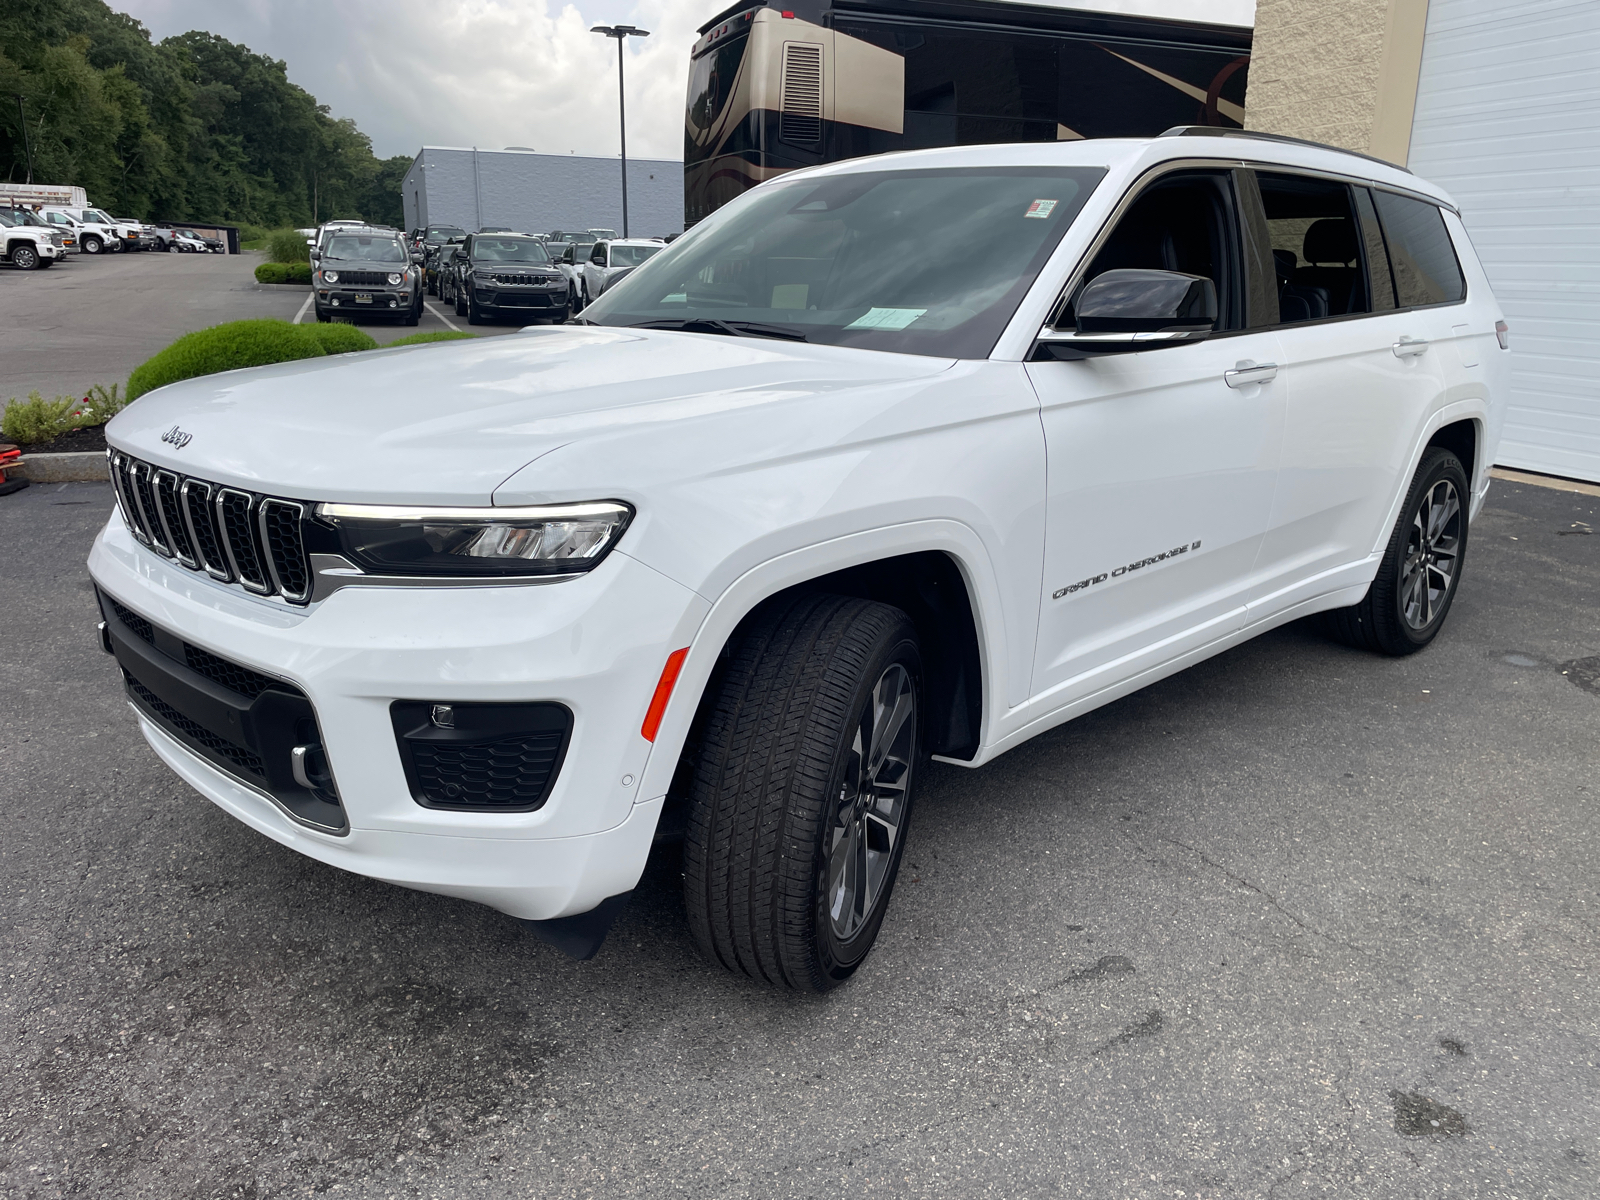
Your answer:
[642,648,690,742]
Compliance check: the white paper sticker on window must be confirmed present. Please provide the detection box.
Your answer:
[1025,199,1058,219]
[845,307,927,330]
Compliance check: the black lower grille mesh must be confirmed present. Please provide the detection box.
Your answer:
[410,731,565,809]
[125,671,265,778]
[182,643,285,701]
[109,597,154,644]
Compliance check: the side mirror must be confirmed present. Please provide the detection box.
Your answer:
[309,249,320,261]
[1038,269,1216,357]
[306,239,315,247]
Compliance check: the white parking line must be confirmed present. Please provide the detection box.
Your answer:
[424,302,462,333]
[292,291,314,324]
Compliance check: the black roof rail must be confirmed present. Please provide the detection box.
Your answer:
[1159,126,1412,175]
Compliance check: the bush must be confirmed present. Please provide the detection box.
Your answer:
[385,331,478,347]
[304,323,378,354]
[2,392,80,444]
[254,261,288,284]
[285,262,312,284]
[267,229,310,263]
[126,320,327,401]
[83,383,127,424]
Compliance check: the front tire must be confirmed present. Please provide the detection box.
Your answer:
[1324,447,1469,655]
[683,594,922,991]
[83,236,102,255]
[11,245,39,270]
[466,292,485,325]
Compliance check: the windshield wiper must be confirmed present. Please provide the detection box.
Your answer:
[626,317,808,342]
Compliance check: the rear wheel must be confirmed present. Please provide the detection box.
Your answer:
[1324,447,1469,655]
[683,593,922,991]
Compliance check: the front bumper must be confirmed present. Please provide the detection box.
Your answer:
[471,285,570,315]
[88,516,709,919]
[317,287,414,312]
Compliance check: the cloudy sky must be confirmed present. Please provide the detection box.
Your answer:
[119,0,1255,163]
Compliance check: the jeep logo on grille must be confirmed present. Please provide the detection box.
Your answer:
[161,425,193,449]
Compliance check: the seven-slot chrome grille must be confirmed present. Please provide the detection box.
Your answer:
[109,450,312,605]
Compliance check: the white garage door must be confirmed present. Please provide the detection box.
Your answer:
[1407,0,1600,482]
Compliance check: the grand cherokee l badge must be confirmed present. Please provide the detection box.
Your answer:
[1054,540,1202,600]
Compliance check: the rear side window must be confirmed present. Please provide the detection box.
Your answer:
[1255,172,1370,324]
[1372,192,1465,307]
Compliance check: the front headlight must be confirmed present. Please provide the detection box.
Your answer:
[309,501,633,578]
[387,272,403,286]
[322,269,339,283]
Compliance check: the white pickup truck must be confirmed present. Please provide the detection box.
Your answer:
[0,207,67,268]
[40,205,139,254]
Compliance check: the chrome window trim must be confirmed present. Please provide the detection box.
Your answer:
[154,469,199,569]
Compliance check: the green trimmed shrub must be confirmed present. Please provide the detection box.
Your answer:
[304,323,378,354]
[2,392,81,444]
[267,229,311,263]
[385,331,478,347]
[285,262,312,284]
[254,261,289,284]
[127,320,327,401]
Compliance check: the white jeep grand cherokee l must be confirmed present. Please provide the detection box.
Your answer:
[90,129,1508,989]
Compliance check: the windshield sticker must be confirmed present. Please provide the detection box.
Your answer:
[1025,199,1059,219]
[1053,541,1202,600]
[846,307,927,331]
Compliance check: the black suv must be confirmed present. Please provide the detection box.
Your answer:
[419,225,467,294]
[312,227,422,324]
[442,234,567,325]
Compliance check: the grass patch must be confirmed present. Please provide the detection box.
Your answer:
[127,320,328,401]
[385,331,478,347]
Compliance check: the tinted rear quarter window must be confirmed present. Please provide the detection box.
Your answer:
[1373,192,1464,307]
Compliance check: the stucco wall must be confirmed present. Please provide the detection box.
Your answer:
[1245,0,1431,165]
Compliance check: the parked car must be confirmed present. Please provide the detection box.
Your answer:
[90,131,1506,989]
[312,227,422,324]
[117,220,159,251]
[441,233,567,325]
[164,228,218,253]
[577,239,666,307]
[553,241,596,309]
[39,205,133,254]
[424,234,466,295]
[0,208,67,268]
[586,228,618,241]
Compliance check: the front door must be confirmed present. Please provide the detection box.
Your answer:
[1027,169,1285,707]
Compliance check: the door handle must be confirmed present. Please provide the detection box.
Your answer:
[1392,337,1430,358]
[1224,360,1278,388]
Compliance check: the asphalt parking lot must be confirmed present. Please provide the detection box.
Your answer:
[0,251,518,404]
[1,473,1595,1199]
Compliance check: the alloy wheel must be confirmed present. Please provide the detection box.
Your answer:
[826,662,916,942]
[1400,478,1461,630]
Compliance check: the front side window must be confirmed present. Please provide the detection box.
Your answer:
[584,165,1105,358]
[1373,192,1465,307]
[1255,172,1370,324]
[1067,170,1244,332]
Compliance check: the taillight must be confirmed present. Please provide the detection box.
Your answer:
[1495,320,1509,350]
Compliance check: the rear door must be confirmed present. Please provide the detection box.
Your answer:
[1026,168,1286,706]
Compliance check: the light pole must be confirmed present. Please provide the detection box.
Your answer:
[590,24,649,237]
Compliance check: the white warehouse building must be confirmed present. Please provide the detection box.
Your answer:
[402,147,684,239]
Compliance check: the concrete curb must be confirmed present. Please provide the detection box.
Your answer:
[14,451,110,483]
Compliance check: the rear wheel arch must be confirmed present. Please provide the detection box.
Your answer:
[1427,417,1479,493]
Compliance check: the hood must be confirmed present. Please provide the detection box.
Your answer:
[104,326,955,506]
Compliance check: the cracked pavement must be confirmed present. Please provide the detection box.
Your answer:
[2,476,1597,1198]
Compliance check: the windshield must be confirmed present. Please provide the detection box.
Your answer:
[472,237,551,263]
[1,210,45,227]
[584,166,1105,358]
[86,209,115,224]
[425,227,466,243]
[326,235,407,262]
[609,244,663,267]
[686,34,750,159]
